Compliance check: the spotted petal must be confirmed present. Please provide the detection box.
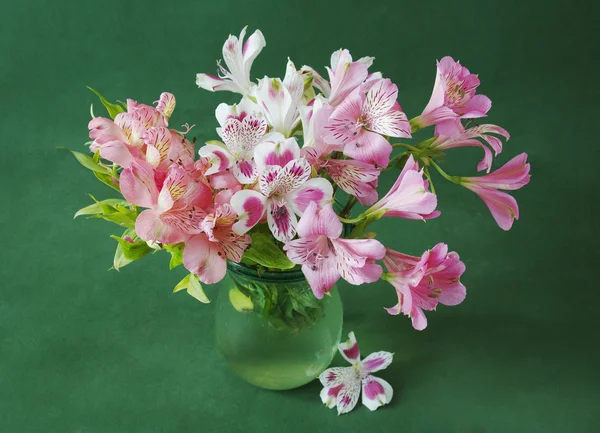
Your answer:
[361,376,393,411]
[266,201,297,242]
[259,158,311,197]
[343,129,392,168]
[335,377,361,415]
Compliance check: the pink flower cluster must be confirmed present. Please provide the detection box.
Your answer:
[83,27,531,332]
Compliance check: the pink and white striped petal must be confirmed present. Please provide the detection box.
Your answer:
[266,201,297,242]
[319,366,354,388]
[338,331,361,364]
[198,143,233,175]
[320,384,344,409]
[361,376,393,411]
[230,190,267,235]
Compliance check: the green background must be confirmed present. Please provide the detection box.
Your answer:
[1,0,598,431]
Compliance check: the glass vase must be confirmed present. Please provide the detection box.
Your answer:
[215,261,343,390]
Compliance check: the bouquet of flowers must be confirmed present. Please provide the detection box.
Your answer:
[70,26,530,332]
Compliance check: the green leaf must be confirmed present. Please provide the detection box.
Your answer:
[110,235,153,261]
[89,202,137,228]
[164,243,185,270]
[110,229,135,271]
[61,147,111,174]
[87,86,125,119]
[94,171,121,192]
[173,273,210,303]
[228,287,253,312]
[74,198,129,218]
[242,232,295,270]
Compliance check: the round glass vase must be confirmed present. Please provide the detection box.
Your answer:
[215,261,343,390]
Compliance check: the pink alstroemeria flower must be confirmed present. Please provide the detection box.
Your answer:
[120,163,212,244]
[431,118,510,173]
[183,204,251,284]
[367,155,439,220]
[460,153,531,230]
[382,243,467,331]
[319,332,393,415]
[89,93,194,170]
[230,138,333,242]
[325,78,411,167]
[418,56,492,129]
[325,49,375,106]
[283,202,386,298]
[196,26,266,94]
[198,113,267,184]
[300,98,380,205]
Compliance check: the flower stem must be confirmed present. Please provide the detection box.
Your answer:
[391,142,421,152]
[424,167,436,194]
[338,214,366,224]
[429,159,459,184]
[340,196,357,218]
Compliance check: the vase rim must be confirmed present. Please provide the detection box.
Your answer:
[226,261,306,282]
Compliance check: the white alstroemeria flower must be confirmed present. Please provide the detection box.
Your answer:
[319,332,393,415]
[196,26,266,94]
[251,59,305,137]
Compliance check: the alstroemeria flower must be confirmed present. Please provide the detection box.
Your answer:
[459,153,531,230]
[230,138,333,242]
[198,113,267,183]
[251,60,305,137]
[284,202,386,298]
[88,92,194,170]
[300,97,381,206]
[120,163,212,244]
[431,118,510,173]
[183,204,251,284]
[325,78,411,167]
[367,155,439,220]
[325,49,375,107]
[382,243,466,331]
[319,332,393,415]
[418,56,492,129]
[196,26,266,94]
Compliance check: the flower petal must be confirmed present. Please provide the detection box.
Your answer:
[296,201,342,238]
[319,366,355,388]
[196,73,241,93]
[343,129,392,168]
[301,256,340,299]
[120,162,159,208]
[198,143,233,175]
[361,376,393,411]
[230,190,267,235]
[338,331,360,363]
[286,177,333,215]
[360,351,393,373]
[254,136,300,170]
[232,159,259,184]
[320,384,344,409]
[183,234,227,284]
[155,92,176,122]
[336,377,361,415]
[267,201,297,242]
